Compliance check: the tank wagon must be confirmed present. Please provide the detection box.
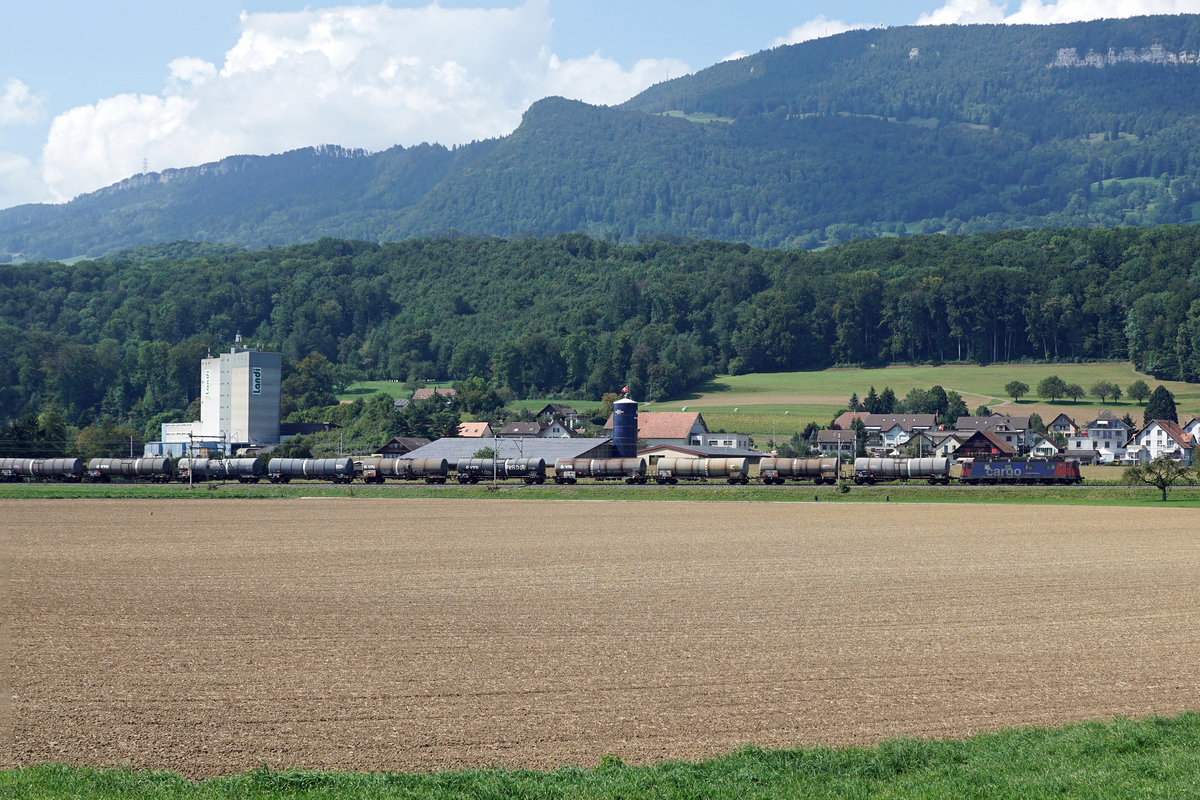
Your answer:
[655,457,750,484]
[87,457,174,482]
[759,457,838,485]
[553,457,647,484]
[267,457,355,483]
[958,458,1081,484]
[853,457,951,485]
[177,458,263,483]
[456,457,547,484]
[0,457,85,482]
[356,456,450,484]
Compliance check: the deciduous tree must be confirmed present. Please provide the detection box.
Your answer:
[1123,455,1193,501]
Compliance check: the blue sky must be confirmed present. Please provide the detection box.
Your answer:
[3,0,1197,209]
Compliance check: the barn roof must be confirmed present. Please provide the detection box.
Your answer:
[403,437,613,465]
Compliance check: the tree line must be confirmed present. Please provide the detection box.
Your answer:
[2,226,1199,440]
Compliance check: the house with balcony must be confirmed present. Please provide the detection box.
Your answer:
[1066,409,1130,463]
[1124,419,1195,465]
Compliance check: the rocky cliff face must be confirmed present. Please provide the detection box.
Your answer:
[1050,44,1200,68]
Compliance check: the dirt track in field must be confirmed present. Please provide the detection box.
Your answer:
[4,499,1199,778]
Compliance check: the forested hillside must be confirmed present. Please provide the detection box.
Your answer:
[5,16,1200,258]
[3,226,1199,434]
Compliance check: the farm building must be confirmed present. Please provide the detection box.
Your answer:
[403,437,615,465]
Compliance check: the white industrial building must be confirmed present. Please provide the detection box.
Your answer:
[147,341,282,457]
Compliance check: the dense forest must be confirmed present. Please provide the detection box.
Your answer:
[6,17,1200,259]
[3,226,1199,439]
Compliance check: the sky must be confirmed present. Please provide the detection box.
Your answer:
[4,0,1200,210]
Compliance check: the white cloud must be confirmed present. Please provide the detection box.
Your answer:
[38,1,689,202]
[0,79,45,127]
[0,152,52,208]
[917,0,1200,26]
[772,16,873,47]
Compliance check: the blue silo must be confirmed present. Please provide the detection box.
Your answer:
[612,396,638,458]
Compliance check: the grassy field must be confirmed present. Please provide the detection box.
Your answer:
[336,380,454,402]
[345,363,1197,441]
[4,712,1199,799]
[648,362,1200,438]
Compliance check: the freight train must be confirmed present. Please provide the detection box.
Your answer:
[851,456,1081,485]
[0,454,1083,487]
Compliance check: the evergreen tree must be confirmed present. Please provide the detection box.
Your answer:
[879,387,896,414]
[863,386,880,414]
[1144,386,1178,424]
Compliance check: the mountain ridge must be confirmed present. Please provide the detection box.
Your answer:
[6,15,1200,259]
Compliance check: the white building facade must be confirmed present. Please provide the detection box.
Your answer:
[154,344,282,455]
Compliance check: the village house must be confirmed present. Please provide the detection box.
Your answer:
[534,403,586,431]
[1124,419,1195,465]
[954,429,1017,459]
[917,430,963,457]
[496,420,574,438]
[830,413,936,453]
[816,429,857,457]
[376,436,431,457]
[456,421,494,438]
[1046,413,1078,437]
[955,414,1030,453]
[1028,434,1061,458]
[1066,409,1130,464]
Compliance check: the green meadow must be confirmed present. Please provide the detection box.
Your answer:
[4,713,1198,800]
[647,362,1199,438]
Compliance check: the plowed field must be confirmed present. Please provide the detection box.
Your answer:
[4,499,1198,778]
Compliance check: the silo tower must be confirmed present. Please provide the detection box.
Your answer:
[612,395,638,458]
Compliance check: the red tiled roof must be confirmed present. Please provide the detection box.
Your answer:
[603,411,706,440]
[1141,419,1195,450]
[457,422,491,437]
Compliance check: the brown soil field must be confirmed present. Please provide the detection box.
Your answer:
[4,499,1199,778]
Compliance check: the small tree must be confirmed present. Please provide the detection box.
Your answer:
[1038,375,1067,402]
[1004,380,1030,403]
[1123,455,1194,501]
[1028,412,1045,434]
[1064,383,1085,403]
[1127,379,1151,405]
[472,446,496,459]
[1144,386,1178,424]
[941,391,970,428]
[850,417,868,458]
[973,404,992,417]
[1089,380,1115,403]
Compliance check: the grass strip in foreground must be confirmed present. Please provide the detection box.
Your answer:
[3,713,1199,799]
